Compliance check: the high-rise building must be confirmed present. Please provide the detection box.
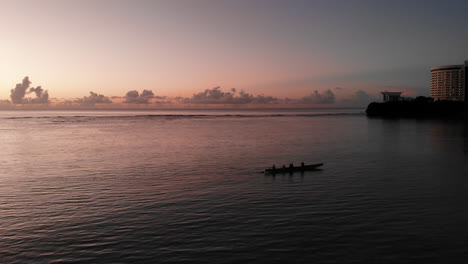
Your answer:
[430,61,467,101]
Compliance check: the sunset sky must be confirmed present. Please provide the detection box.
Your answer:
[1,0,468,107]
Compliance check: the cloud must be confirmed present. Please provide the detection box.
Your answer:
[340,89,377,107]
[10,77,30,104]
[354,90,373,104]
[5,80,389,109]
[300,89,335,104]
[28,86,49,104]
[252,94,279,104]
[183,86,279,104]
[29,86,43,97]
[75,92,112,106]
[10,77,50,104]
[55,100,74,107]
[123,90,154,104]
[183,86,235,104]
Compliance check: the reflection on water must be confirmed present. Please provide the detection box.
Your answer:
[428,119,467,155]
[0,110,467,263]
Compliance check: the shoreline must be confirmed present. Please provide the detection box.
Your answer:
[366,99,465,119]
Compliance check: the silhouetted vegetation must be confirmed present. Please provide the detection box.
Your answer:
[366,97,465,119]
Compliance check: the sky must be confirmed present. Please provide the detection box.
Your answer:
[1,0,468,108]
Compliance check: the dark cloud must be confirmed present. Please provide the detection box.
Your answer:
[10,77,30,104]
[28,86,49,104]
[173,96,184,102]
[355,90,373,105]
[153,99,174,105]
[76,92,112,106]
[184,86,235,104]
[123,90,154,104]
[10,77,50,104]
[340,90,375,107]
[29,86,43,97]
[251,94,279,104]
[233,90,253,104]
[183,86,279,104]
[300,89,335,104]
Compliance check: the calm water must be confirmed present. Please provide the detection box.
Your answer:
[1,109,467,263]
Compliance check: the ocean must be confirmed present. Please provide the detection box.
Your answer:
[1,109,467,263]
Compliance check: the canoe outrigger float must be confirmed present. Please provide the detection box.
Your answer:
[264,163,324,174]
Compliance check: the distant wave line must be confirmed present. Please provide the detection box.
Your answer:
[2,112,365,120]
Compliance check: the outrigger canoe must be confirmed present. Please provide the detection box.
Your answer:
[264,163,323,174]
